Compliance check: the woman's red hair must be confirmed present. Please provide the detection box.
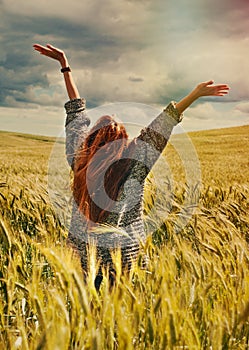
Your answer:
[73,115,131,226]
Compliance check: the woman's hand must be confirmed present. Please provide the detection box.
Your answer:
[33,44,68,68]
[194,80,230,98]
[33,43,80,100]
[175,80,230,115]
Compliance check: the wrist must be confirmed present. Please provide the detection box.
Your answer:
[60,56,69,69]
[190,88,201,101]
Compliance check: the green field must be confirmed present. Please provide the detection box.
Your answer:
[0,125,249,349]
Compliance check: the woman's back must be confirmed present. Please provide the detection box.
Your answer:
[33,40,230,290]
[65,98,182,284]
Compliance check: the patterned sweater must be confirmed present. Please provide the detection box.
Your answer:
[65,98,183,274]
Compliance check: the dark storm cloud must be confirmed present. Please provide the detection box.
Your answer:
[0,0,248,136]
[0,1,149,108]
[128,76,144,82]
[1,0,248,110]
[0,22,111,106]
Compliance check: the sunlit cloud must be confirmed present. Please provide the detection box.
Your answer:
[0,0,248,135]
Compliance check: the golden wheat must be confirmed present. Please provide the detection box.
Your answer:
[0,127,249,349]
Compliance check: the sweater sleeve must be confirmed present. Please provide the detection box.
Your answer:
[64,98,91,169]
[130,101,183,183]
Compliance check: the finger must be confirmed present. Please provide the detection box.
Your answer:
[214,85,230,89]
[215,88,229,92]
[33,45,42,52]
[216,92,229,96]
[205,80,214,86]
[34,48,49,56]
[47,44,58,52]
[216,89,230,94]
[33,45,51,55]
[33,47,44,54]
[33,44,47,50]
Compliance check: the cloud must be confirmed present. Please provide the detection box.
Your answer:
[186,103,219,121]
[180,101,249,132]
[202,0,249,39]
[0,0,248,135]
[0,105,64,136]
[235,102,249,114]
[0,0,155,110]
[147,0,249,105]
[2,0,152,43]
[128,76,144,82]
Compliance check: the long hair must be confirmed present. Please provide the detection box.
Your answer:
[73,115,131,225]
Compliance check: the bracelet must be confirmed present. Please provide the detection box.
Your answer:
[61,66,71,73]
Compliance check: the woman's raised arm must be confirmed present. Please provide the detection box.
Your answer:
[175,80,230,114]
[33,43,80,100]
[33,43,90,168]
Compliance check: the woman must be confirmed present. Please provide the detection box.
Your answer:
[33,44,229,290]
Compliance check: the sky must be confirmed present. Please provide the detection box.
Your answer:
[0,0,249,136]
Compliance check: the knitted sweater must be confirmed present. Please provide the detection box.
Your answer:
[65,98,182,273]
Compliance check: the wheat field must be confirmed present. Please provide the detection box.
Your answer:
[0,125,249,349]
